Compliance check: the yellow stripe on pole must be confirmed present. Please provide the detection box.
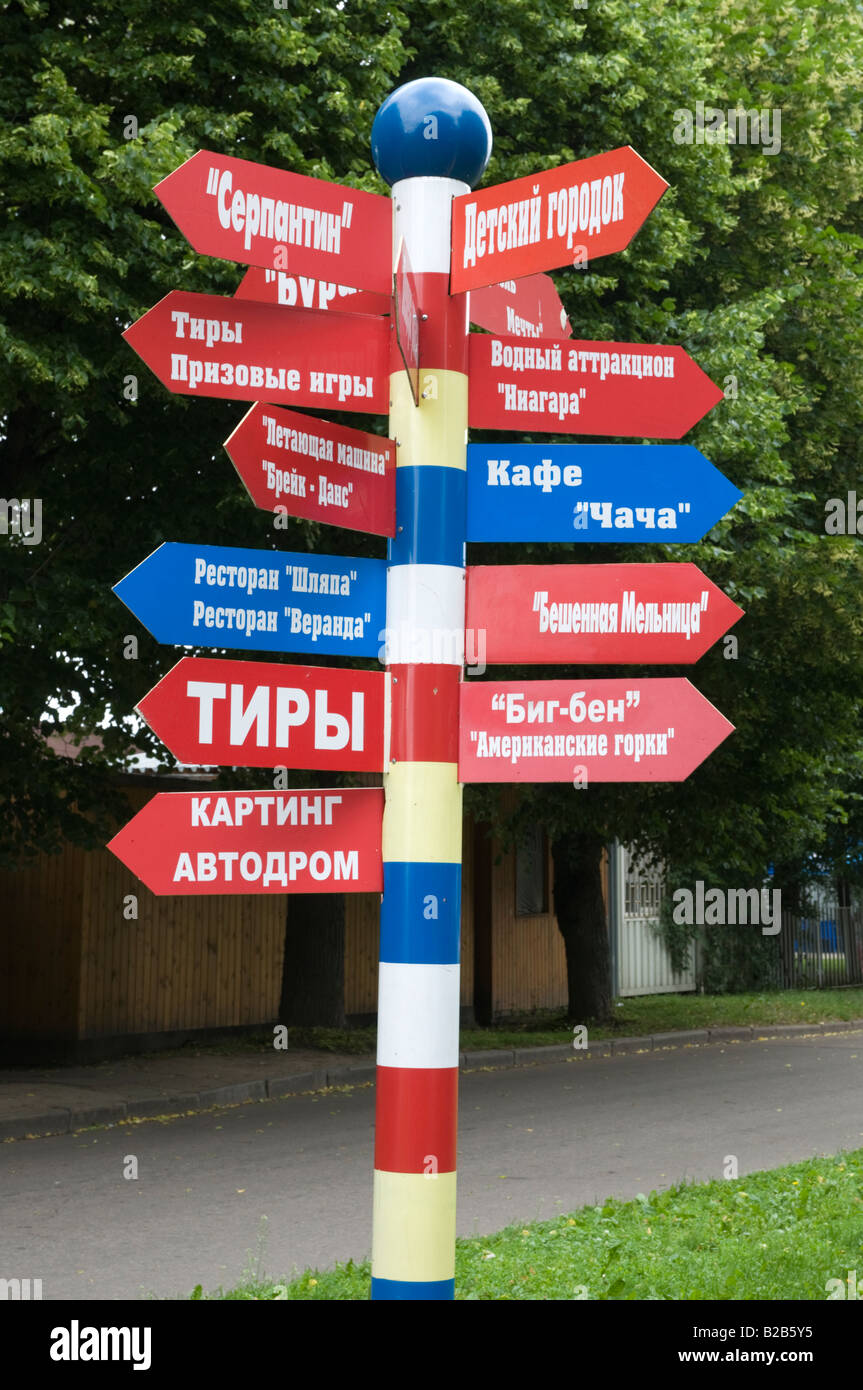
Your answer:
[371,1169,457,1282]
[390,371,468,470]
[383,760,462,863]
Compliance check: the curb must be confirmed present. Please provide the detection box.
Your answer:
[126,1092,201,1119]
[267,1070,328,1098]
[0,1111,72,1141]
[325,1063,377,1086]
[3,1018,862,1142]
[462,1049,515,1069]
[514,1044,578,1065]
[610,1035,653,1055]
[650,1030,706,1048]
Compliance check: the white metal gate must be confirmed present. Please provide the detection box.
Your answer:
[612,844,697,996]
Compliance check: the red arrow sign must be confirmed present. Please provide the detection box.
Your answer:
[123,290,390,414]
[107,787,383,896]
[224,404,396,537]
[468,335,723,438]
[451,146,668,293]
[466,563,743,665]
[154,150,392,293]
[137,657,388,771]
[470,274,571,340]
[459,678,733,783]
[235,267,391,317]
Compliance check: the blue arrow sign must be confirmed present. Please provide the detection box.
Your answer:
[466,444,741,544]
[114,543,386,658]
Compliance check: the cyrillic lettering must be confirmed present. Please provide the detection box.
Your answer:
[612,171,624,221]
[588,179,602,235]
[174,853,195,882]
[463,203,477,267]
[263,852,288,886]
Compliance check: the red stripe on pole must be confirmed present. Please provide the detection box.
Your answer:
[410,273,469,371]
[374,1066,458,1173]
[389,665,460,763]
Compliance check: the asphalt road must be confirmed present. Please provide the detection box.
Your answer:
[1,1031,861,1300]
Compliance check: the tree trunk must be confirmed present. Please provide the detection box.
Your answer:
[473,820,493,1025]
[837,875,851,913]
[551,832,613,1023]
[279,893,346,1027]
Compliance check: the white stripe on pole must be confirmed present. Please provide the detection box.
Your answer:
[384,563,466,666]
[377,962,462,1068]
[391,178,469,275]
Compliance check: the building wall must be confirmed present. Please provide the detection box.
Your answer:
[81,788,285,1038]
[0,786,285,1047]
[80,848,283,1037]
[487,832,568,1017]
[0,842,84,1038]
[1,788,586,1048]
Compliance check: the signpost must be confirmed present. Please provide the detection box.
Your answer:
[114,76,741,1304]
[450,145,668,292]
[123,289,390,413]
[137,657,388,772]
[469,273,571,340]
[113,542,386,658]
[468,334,724,437]
[466,562,742,665]
[459,678,734,784]
[107,787,384,896]
[224,403,396,537]
[154,150,393,291]
[466,443,741,544]
[367,79,477,1304]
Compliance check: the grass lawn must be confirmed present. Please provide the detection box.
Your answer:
[159,988,863,1061]
[195,1147,863,1301]
[460,988,863,1049]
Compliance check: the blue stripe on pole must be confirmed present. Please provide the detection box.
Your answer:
[380,861,461,964]
[388,466,466,568]
[466,443,742,543]
[371,1276,456,1301]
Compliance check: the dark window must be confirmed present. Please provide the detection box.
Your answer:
[515,824,548,916]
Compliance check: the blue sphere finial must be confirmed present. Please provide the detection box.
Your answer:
[371,77,492,188]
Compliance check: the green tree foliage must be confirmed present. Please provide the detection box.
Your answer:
[404,0,863,1007]
[1,2,861,1019]
[0,0,405,861]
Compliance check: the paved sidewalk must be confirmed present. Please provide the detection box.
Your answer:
[0,1047,374,1141]
[4,1026,863,1300]
[1,1019,861,1142]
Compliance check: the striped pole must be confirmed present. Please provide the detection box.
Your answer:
[369,80,492,1301]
